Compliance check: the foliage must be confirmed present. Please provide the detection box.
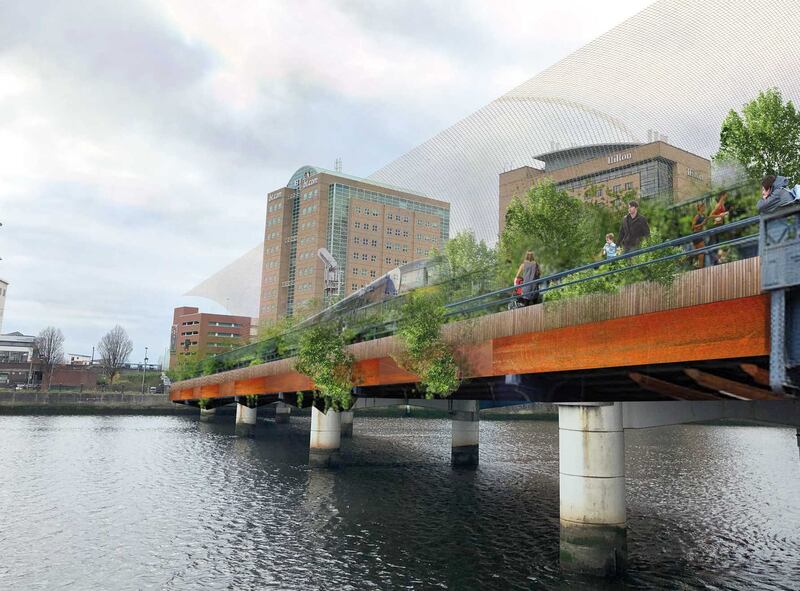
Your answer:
[714,88,800,182]
[198,398,209,410]
[35,326,65,391]
[294,322,356,412]
[97,325,134,384]
[545,229,683,302]
[443,230,497,277]
[393,289,460,398]
[500,179,625,277]
[167,354,202,382]
[202,356,225,376]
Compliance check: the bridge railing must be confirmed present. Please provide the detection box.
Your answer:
[176,214,763,380]
[444,215,760,318]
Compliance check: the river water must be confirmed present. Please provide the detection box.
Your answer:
[0,414,798,590]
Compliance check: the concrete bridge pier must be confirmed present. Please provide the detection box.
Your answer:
[235,402,257,437]
[340,410,354,438]
[199,407,216,422]
[274,401,291,424]
[558,402,626,577]
[451,400,479,468]
[309,406,341,468]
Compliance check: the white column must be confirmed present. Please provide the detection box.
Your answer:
[199,407,216,422]
[340,410,354,438]
[451,400,479,467]
[274,401,291,424]
[235,402,257,437]
[309,406,341,468]
[558,403,627,576]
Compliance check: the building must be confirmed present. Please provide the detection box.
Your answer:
[0,279,8,334]
[68,353,92,366]
[498,141,711,234]
[169,307,252,368]
[0,331,39,387]
[259,166,450,323]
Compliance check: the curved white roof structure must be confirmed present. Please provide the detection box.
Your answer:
[187,0,800,316]
[370,0,800,242]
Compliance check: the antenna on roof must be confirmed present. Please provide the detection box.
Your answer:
[334,157,342,173]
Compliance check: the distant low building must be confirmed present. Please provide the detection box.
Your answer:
[169,306,252,368]
[0,331,40,387]
[69,353,92,366]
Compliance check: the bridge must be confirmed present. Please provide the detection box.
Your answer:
[169,206,800,576]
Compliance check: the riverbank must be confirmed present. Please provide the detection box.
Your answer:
[0,390,195,415]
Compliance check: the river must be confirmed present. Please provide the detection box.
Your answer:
[0,414,798,590]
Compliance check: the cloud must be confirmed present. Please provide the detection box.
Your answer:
[0,0,653,358]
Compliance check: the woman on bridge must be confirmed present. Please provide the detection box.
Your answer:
[515,251,541,306]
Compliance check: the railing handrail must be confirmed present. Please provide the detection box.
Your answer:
[180,214,761,380]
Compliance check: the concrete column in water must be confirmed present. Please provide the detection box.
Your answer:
[558,403,627,577]
[309,406,341,468]
[199,407,216,422]
[235,402,257,437]
[340,410,354,438]
[451,400,479,467]
[274,401,291,424]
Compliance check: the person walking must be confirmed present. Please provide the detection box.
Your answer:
[691,203,707,268]
[515,251,541,306]
[618,200,650,252]
[600,233,618,259]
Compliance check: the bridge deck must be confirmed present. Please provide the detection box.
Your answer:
[171,258,777,403]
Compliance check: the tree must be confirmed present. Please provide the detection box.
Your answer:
[500,179,623,276]
[443,230,497,277]
[714,88,800,182]
[97,325,133,384]
[36,326,64,391]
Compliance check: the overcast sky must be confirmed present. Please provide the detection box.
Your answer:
[0,0,654,364]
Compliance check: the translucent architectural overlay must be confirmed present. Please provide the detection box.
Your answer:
[371,0,800,242]
[186,0,800,317]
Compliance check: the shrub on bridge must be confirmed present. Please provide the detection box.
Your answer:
[393,289,461,399]
[294,321,356,412]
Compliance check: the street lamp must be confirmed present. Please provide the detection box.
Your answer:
[141,346,148,394]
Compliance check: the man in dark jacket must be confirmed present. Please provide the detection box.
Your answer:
[618,200,650,252]
[757,175,796,214]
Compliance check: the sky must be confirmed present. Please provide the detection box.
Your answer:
[0,0,655,365]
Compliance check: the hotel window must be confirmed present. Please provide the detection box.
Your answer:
[386,227,392,235]
[352,252,359,260]
[370,270,376,278]
[387,213,393,220]
[385,257,392,264]
[625,182,633,190]
[362,254,368,260]
[403,216,409,223]
[372,224,378,232]
[355,221,361,229]
[353,268,358,275]
[613,184,621,193]
[403,231,409,238]
[370,255,377,262]
[370,239,377,247]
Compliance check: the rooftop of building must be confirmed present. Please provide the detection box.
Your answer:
[531,142,642,172]
[285,165,448,205]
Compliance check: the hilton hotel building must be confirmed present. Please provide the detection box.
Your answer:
[498,141,711,234]
[260,166,450,322]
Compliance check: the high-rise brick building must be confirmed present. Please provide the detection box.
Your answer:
[259,166,450,323]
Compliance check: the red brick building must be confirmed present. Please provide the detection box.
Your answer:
[169,307,252,369]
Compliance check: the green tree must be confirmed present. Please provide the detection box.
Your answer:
[294,322,356,412]
[714,88,800,182]
[443,230,497,277]
[500,179,623,276]
[393,289,460,398]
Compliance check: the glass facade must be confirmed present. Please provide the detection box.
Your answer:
[558,159,675,201]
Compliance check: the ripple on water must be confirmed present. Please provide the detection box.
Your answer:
[0,415,798,590]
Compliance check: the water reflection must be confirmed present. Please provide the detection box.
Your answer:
[0,415,797,590]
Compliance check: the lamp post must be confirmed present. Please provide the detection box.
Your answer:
[141,346,148,394]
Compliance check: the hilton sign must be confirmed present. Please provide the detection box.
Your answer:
[607,152,633,165]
